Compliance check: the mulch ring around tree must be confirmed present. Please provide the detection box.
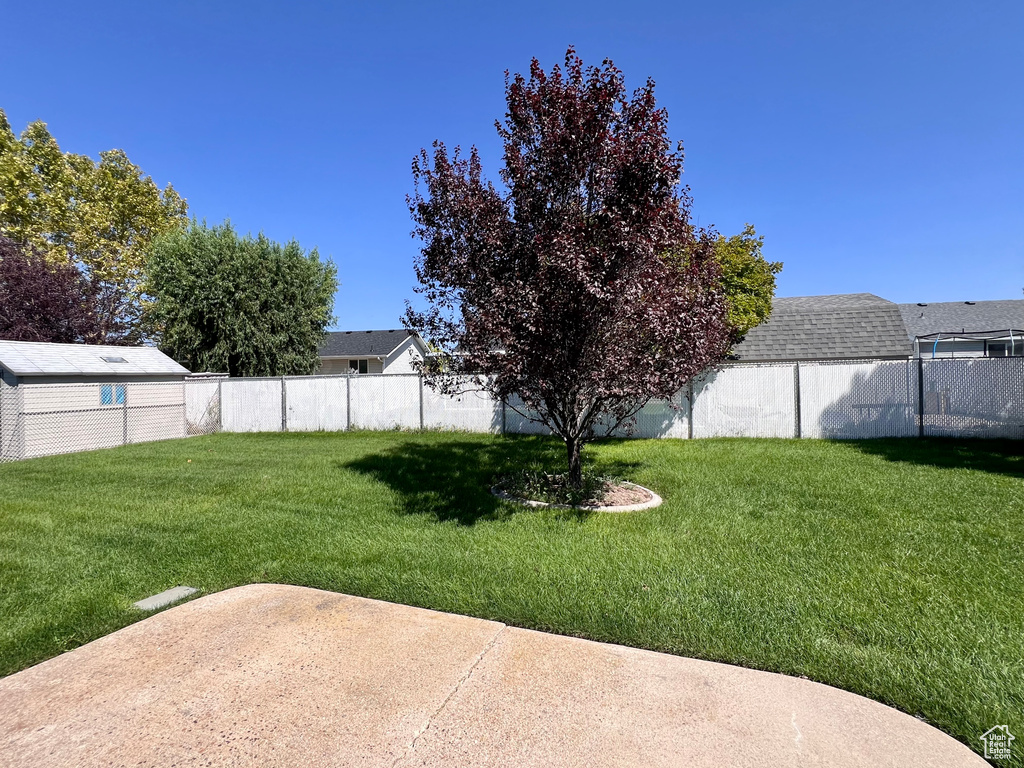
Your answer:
[491,479,663,513]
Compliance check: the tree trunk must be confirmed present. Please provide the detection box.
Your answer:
[565,436,583,490]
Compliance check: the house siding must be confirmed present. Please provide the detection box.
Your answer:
[383,336,423,374]
[316,357,386,374]
[318,358,350,375]
[913,340,987,358]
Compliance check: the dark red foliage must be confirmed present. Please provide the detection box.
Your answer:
[406,49,730,484]
[0,236,102,344]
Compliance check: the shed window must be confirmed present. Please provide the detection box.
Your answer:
[101,384,126,405]
[349,359,368,374]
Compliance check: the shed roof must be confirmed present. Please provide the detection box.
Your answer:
[897,300,1024,339]
[0,340,190,377]
[730,293,912,362]
[319,329,422,357]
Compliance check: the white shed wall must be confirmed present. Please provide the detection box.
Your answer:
[16,380,186,458]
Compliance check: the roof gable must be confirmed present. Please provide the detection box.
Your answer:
[319,329,424,358]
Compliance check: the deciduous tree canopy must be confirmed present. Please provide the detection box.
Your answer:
[0,110,187,342]
[406,49,730,486]
[0,236,102,343]
[715,224,781,342]
[147,221,337,377]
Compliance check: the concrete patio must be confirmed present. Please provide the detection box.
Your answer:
[0,584,985,767]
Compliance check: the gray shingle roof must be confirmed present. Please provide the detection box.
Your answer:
[0,340,190,377]
[730,293,912,361]
[319,329,419,357]
[898,300,1024,339]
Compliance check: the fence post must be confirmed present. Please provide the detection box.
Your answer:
[122,385,128,445]
[280,377,288,432]
[917,356,925,438]
[793,363,802,439]
[501,398,507,435]
[345,374,351,431]
[418,374,424,430]
[16,382,24,460]
[217,379,223,432]
[687,379,695,440]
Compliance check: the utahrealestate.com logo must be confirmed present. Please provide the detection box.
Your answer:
[980,725,1014,761]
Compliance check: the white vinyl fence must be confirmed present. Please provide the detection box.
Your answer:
[2,358,1021,462]
[197,358,1024,441]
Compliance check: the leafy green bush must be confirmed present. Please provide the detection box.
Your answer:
[496,466,610,506]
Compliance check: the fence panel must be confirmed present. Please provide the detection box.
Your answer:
[285,376,349,431]
[0,381,22,461]
[22,390,123,458]
[126,382,186,444]
[799,360,917,439]
[922,357,1024,438]
[502,395,552,435]
[348,374,420,430]
[221,379,282,432]
[692,364,796,438]
[600,392,691,439]
[184,379,221,435]
[422,379,500,433]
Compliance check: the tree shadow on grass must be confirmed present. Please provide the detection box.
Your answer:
[340,434,642,525]
[846,438,1024,480]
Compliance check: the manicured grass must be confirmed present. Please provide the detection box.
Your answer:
[1,432,1022,761]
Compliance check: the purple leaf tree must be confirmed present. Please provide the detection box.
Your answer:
[0,236,102,344]
[406,49,730,487]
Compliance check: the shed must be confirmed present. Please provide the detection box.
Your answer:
[0,340,191,461]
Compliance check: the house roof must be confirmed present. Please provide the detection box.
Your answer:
[898,300,1024,339]
[730,293,913,362]
[0,340,190,377]
[318,329,422,358]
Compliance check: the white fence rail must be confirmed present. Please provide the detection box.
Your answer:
[1,358,1021,462]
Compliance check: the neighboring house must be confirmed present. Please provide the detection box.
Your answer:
[729,294,912,362]
[0,340,191,460]
[316,329,428,375]
[898,300,1024,358]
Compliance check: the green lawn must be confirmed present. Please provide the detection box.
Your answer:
[1,432,1022,762]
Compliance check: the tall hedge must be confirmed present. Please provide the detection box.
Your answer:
[148,221,337,376]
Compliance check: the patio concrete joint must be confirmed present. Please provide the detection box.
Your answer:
[392,622,508,767]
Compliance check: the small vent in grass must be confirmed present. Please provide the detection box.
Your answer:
[133,586,198,611]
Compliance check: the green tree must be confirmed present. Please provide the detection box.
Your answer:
[0,110,187,342]
[715,224,782,341]
[148,221,337,376]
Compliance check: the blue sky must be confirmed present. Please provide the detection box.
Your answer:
[2,1,1021,330]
